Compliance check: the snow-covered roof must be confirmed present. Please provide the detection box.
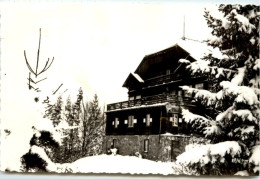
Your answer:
[143,39,212,60]
[144,39,214,61]
[131,72,144,83]
[134,38,218,77]
[106,102,167,113]
[122,72,144,88]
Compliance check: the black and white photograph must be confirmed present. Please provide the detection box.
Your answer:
[0,1,259,177]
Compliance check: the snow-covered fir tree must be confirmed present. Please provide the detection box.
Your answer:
[60,88,83,162]
[44,96,63,127]
[81,94,105,156]
[177,4,259,176]
[20,117,61,172]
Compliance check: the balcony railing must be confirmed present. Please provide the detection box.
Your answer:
[144,73,182,87]
[107,94,193,111]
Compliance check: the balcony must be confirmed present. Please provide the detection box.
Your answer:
[107,93,193,111]
[144,73,182,88]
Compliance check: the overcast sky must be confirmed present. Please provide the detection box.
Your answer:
[1,1,213,103]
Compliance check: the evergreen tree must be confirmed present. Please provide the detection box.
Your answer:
[44,96,63,127]
[71,88,83,157]
[62,88,83,162]
[21,88,106,169]
[177,4,259,176]
[81,94,105,156]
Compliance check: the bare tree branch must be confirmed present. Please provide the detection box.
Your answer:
[35,28,41,77]
[38,57,54,76]
[24,51,36,76]
[53,83,63,95]
[24,28,55,94]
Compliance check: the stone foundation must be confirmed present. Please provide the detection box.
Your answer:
[103,134,191,162]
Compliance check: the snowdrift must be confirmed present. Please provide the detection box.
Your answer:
[37,154,175,175]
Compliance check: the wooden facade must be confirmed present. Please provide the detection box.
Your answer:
[104,41,207,161]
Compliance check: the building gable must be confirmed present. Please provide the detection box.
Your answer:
[134,44,194,80]
[123,73,144,89]
[133,39,212,81]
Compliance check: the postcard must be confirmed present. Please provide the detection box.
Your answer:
[1,1,259,177]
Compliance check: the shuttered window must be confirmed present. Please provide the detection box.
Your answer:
[145,114,152,127]
[115,118,119,128]
[172,114,178,127]
[128,115,134,128]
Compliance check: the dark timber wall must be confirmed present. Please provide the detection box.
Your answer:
[106,106,166,135]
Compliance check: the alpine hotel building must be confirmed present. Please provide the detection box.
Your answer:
[103,40,210,162]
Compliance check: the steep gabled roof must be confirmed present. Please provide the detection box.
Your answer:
[123,72,144,88]
[134,39,213,77]
[122,39,215,88]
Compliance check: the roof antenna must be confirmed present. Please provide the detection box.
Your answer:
[181,15,204,43]
[182,16,186,40]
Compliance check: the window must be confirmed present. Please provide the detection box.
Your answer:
[144,139,149,152]
[136,95,141,99]
[172,114,178,127]
[178,90,182,96]
[115,118,119,128]
[128,115,134,127]
[166,69,171,75]
[144,114,152,127]
[112,139,117,148]
[184,85,192,97]
[195,83,204,89]
[129,96,134,100]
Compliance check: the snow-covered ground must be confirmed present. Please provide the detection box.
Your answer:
[40,154,176,175]
[28,149,176,175]
[67,155,175,175]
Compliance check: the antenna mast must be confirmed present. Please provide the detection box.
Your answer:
[181,15,204,43]
[182,16,185,40]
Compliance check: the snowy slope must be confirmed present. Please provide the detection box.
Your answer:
[35,153,175,175]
